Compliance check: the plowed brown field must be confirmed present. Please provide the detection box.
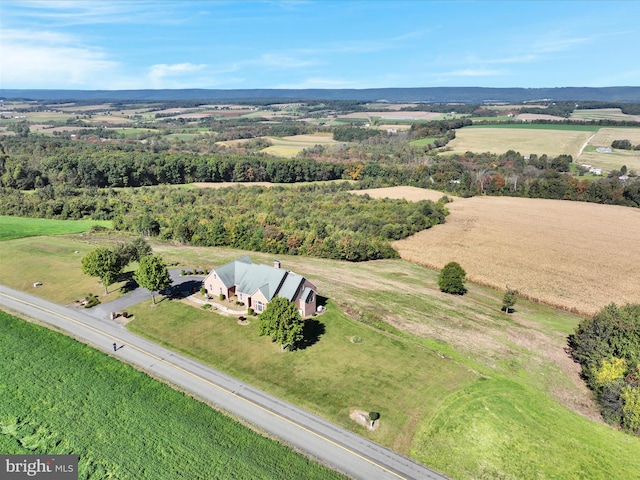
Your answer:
[363,187,640,315]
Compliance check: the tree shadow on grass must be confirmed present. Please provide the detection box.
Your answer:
[119,271,138,294]
[298,319,326,350]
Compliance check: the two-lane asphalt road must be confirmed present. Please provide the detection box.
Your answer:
[0,285,448,480]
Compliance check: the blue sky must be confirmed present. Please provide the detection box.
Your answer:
[1,1,638,90]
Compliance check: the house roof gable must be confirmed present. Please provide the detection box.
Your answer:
[212,257,314,302]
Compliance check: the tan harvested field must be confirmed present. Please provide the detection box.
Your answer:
[390,192,640,315]
[355,186,451,203]
[591,127,640,146]
[338,111,443,121]
[577,127,640,171]
[365,103,418,110]
[491,104,548,110]
[445,127,591,157]
[571,108,640,123]
[260,133,344,157]
[515,113,566,122]
[52,103,112,112]
[378,124,412,131]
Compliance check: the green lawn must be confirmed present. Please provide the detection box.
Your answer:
[0,311,344,480]
[2,235,640,479]
[414,377,640,479]
[127,299,476,452]
[0,215,111,241]
[0,235,131,304]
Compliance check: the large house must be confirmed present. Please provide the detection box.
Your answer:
[203,256,318,317]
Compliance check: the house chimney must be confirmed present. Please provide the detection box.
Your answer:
[273,260,281,269]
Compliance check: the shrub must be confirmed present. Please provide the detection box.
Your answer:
[201,303,212,310]
[248,307,255,316]
[369,412,380,421]
[84,294,100,308]
[200,287,206,296]
[219,293,226,301]
[180,269,185,276]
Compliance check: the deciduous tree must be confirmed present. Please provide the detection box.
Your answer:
[81,247,121,294]
[258,296,304,351]
[438,262,467,295]
[134,255,171,304]
[502,287,518,313]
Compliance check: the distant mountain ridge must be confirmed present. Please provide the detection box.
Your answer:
[2,87,640,103]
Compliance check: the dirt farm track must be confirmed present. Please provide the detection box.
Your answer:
[358,187,640,316]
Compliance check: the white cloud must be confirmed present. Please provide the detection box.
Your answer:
[6,1,188,26]
[0,29,119,88]
[148,63,207,87]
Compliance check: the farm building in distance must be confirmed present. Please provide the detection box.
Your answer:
[204,256,317,317]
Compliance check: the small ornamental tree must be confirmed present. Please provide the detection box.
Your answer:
[502,287,518,313]
[438,262,467,295]
[134,255,171,304]
[258,296,304,351]
[81,247,121,294]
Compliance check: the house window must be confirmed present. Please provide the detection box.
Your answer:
[256,301,264,313]
[306,292,315,303]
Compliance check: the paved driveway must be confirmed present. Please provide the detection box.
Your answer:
[86,269,204,319]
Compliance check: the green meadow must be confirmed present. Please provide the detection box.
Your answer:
[0,215,111,241]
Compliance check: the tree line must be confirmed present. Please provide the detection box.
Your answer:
[0,183,447,262]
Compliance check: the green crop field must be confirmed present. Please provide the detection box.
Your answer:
[2,234,640,479]
[0,311,343,480]
[0,215,111,241]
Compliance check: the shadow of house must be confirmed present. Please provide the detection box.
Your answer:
[175,279,204,298]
